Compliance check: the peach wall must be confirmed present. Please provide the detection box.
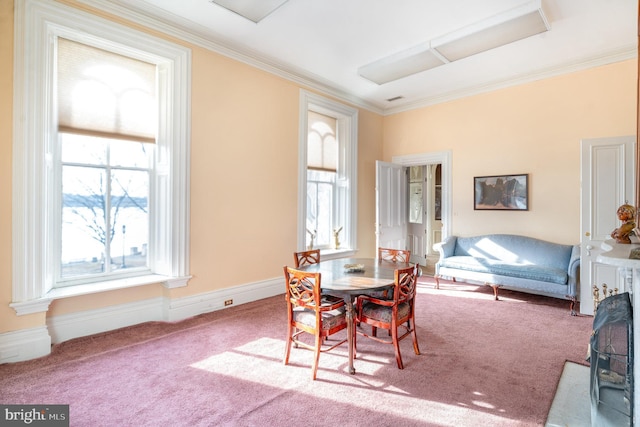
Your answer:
[383,60,637,245]
[0,1,382,329]
[357,109,385,258]
[186,48,301,297]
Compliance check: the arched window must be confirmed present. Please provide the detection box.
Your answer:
[298,91,358,255]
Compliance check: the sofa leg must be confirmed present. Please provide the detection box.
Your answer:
[567,296,577,316]
[488,283,500,300]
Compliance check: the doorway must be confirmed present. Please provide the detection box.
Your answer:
[407,165,443,269]
[380,150,451,273]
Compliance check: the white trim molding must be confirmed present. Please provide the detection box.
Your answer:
[12,0,192,314]
[165,277,282,322]
[47,297,167,344]
[80,0,636,116]
[0,327,51,364]
[298,90,358,253]
[392,150,453,240]
[1,277,283,362]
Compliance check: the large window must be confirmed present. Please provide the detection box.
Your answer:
[306,111,337,249]
[57,38,155,286]
[12,0,191,314]
[298,91,358,254]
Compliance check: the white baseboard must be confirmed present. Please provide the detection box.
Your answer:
[1,277,283,363]
[47,297,166,344]
[165,276,282,321]
[0,326,51,364]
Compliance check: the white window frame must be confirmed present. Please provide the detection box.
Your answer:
[298,91,358,257]
[11,0,192,315]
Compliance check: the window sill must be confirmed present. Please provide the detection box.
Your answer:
[320,248,358,260]
[10,274,191,316]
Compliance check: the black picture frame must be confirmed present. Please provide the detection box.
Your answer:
[474,174,528,211]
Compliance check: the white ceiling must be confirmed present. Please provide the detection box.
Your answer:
[97,0,636,114]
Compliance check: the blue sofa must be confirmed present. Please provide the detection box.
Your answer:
[433,234,580,315]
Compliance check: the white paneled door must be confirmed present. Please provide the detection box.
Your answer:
[376,161,407,253]
[580,135,635,315]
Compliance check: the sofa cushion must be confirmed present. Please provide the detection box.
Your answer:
[439,256,568,285]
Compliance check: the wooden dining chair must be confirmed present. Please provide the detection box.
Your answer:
[283,266,348,380]
[378,247,411,263]
[355,264,421,369]
[370,248,411,300]
[293,249,320,268]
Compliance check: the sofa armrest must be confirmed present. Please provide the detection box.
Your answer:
[434,236,456,259]
[433,237,457,276]
[566,245,581,298]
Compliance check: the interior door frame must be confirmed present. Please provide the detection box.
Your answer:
[580,135,635,315]
[392,151,452,242]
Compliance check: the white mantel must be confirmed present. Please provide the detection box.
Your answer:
[597,240,640,425]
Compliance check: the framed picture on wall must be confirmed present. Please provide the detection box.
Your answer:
[474,174,528,211]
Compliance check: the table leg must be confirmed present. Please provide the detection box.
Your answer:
[345,297,356,374]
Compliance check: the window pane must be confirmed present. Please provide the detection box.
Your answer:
[307,169,335,248]
[111,140,151,168]
[60,136,150,282]
[61,133,107,165]
[306,181,318,234]
[61,165,107,278]
[110,169,149,270]
[316,182,333,246]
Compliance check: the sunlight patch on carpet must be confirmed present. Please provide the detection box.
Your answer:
[190,337,526,427]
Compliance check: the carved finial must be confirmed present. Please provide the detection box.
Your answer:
[593,283,618,312]
[593,285,601,313]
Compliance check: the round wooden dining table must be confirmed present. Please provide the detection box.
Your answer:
[300,257,409,374]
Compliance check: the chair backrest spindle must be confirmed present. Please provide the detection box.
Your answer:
[378,247,411,264]
[293,249,321,268]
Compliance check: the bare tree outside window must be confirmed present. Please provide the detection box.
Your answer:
[60,134,150,282]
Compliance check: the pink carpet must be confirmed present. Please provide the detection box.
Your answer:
[0,277,593,426]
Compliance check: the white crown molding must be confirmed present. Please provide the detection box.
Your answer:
[77,1,637,116]
[78,0,384,114]
[384,45,637,116]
